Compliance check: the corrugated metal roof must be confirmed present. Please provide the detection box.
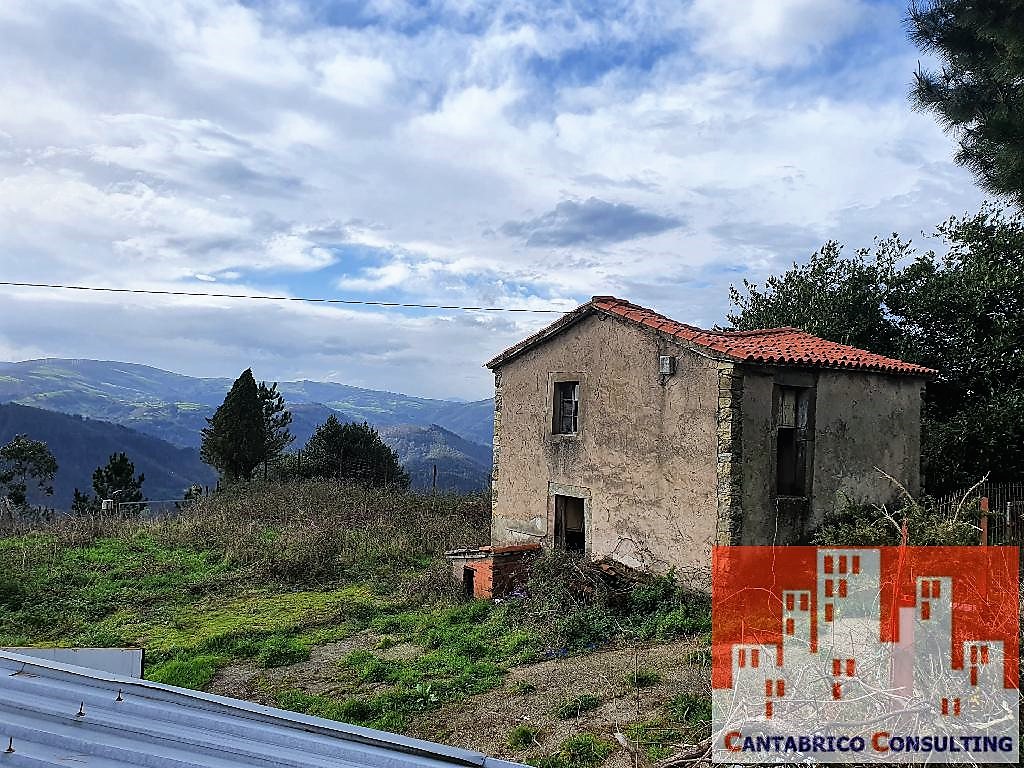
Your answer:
[1,648,142,678]
[0,650,526,768]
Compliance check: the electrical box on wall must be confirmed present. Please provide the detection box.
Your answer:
[659,355,676,375]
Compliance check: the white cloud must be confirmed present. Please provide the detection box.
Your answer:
[318,52,396,107]
[261,233,336,270]
[0,0,987,400]
[686,0,870,68]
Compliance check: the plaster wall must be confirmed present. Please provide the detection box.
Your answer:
[490,313,720,574]
[740,367,924,544]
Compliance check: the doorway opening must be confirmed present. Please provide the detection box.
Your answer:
[463,566,476,598]
[554,494,586,552]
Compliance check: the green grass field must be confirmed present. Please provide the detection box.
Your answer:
[0,481,712,763]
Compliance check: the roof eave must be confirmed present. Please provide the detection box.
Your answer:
[483,295,939,379]
[735,355,937,379]
[484,301,594,369]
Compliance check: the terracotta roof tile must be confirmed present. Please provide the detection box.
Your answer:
[486,296,936,377]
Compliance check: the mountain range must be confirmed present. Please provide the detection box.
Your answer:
[0,403,217,507]
[0,359,495,503]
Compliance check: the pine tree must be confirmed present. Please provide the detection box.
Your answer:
[258,380,293,478]
[200,368,266,481]
[908,0,1024,207]
[300,416,409,488]
[71,489,97,516]
[73,452,146,514]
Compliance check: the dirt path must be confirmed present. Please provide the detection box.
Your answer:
[206,634,709,767]
[409,638,709,766]
[205,629,399,702]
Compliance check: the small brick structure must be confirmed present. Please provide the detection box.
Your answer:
[445,543,541,599]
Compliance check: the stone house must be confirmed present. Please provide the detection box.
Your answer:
[481,296,934,578]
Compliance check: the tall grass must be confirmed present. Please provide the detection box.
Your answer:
[1,480,490,587]
[0,481,712,741]
[0,481,490,661]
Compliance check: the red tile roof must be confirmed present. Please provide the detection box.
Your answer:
[486,296,936,377]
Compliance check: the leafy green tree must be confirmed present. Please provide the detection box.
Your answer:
[908,0,1024,207]
[294,415,409,488]
[0,434,58,506]
[727,238,909,355]
[73,452,146,514]
[258,381,293,478]
[200,369,266,481]
[888,204,1024,489]
[728,204,1024,493]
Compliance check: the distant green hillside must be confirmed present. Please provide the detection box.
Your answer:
[0,359,493,447]
[0,360,495,497]
[0,403,216,508]
[378,424,492,492]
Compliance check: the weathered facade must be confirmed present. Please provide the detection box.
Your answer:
[484,296,933,577]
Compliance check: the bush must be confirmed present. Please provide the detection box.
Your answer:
[555,693,602,719]
[503,550,710,656]
[531,733,615,768]
[625,668,661,688]
[669,691,712,727]
[509,724,539,749]
[510,679,536,695]
[813,493,978,546]
[624,718,682,761]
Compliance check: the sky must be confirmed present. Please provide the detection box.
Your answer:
[0,0,986,401]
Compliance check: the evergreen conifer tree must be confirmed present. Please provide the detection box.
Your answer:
[909,0,1024,206]
[258,380,293,478]
[200,368,266,481]
[72,452,145,514]
[300,416,409,488]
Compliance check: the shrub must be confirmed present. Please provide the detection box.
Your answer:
[625,668,661,688]
[669,691,712,727]
[275,689,371,723]
[531,733,615,768]
[555,693,602,719]
[510,679,537,695]
[813,493,977,546]
[503,551,710,657]
[508,724,539,749]
[624,718,682,761]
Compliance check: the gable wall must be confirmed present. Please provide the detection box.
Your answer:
[490,313,720,576]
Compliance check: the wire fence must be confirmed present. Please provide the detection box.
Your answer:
[933,482,1024,548]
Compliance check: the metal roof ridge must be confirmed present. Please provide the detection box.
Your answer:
[0,650,496,768]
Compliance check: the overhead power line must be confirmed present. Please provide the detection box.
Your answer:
[0,281,569,314]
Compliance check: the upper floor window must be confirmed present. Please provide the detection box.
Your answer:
[776,385,812,497]
[553,381,579,434]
